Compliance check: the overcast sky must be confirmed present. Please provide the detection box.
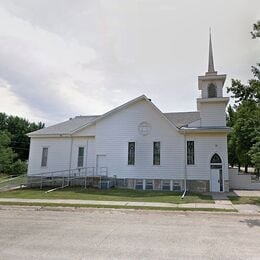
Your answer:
[0,0,259,126]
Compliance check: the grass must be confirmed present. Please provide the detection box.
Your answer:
[228,196,260,205]
[0,174,10,182]
[0,187,213,204]
[0,201,236,213]
[0,174,27,189]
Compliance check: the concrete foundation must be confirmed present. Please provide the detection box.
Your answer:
[187,180,209,192]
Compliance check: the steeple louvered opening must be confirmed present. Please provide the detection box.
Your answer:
[208,83,217,98]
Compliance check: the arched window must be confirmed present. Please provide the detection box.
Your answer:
[208,83,217,98]
[210,153,222,164]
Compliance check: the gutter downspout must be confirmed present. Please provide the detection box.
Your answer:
[69,135,73,174]
[182,132,187,199]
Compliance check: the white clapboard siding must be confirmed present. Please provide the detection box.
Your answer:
[186,134,228,180]
[28,137,71,175]
[200,102,226,126]
[70,137,96,169]
[27,98,229,183]
[28,137,96,175]
[94,99,185,179]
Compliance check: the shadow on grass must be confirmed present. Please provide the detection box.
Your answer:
[228,196,260,205]
[48,187,212,201]
[0,187,213,203]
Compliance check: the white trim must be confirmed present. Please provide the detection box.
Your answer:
[209,152,224,192]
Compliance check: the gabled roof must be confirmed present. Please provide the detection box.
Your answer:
[28,116,99,136]
[28,95,202,137]
[72,95,154,134]
[164,112,200,128]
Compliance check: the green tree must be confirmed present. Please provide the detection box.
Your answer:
[251,20,260,38]
[0,113,44,161]
[226,105,239,167]
[248,136,260,176]
[227,65,260,172]
[0,131,17,174]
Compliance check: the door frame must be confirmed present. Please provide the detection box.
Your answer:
[209,153,224,192]
[210,169,221,192]
[96,154,107,176]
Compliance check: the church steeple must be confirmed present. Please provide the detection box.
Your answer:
[208,31,216,73]
[197,33,229,127]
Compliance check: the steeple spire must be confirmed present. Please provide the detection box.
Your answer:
[208,29,215,73]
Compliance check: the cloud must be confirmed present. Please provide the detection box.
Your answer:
[0,0,259,125]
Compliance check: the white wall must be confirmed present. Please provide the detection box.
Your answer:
[28,137,71,175]
[229,168,260,190]
[28,99,229,185]
[28,136,96,175]
[95,100,185,180]
[186,133,229,181]
[70,137,96,169]
[199,102,226,126]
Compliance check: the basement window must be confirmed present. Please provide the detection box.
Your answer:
[135,179,143,190]
[162,180,171,191]
[145,180,153,190]
[172,181,181,191]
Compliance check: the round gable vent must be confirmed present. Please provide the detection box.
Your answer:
[138,122,151,136]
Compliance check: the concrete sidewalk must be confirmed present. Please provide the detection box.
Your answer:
[0,197,235,210]
[0,197,259,214]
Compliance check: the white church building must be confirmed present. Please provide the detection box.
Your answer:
[27,36,230,192]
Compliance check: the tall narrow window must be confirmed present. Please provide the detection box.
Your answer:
[187,141,194,165]
[41,147,48,167]
[77,147,84,167]
[128,142,135,165]
[153,142,160,165]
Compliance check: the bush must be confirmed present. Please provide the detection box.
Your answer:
[11,160,27,175]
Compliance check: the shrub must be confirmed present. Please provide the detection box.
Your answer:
[11,160,27,175]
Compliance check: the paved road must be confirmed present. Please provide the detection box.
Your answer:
[0,207,260,260]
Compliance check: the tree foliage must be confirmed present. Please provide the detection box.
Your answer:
[251,20,260,39]
[248,137,260,175]
[226,22,260,173]
[0,113,44,161]
[227,65,260,172]
[0,114,44,175]
[0,131,17,174]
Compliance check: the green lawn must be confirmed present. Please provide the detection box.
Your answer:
[228,196,260,205]
[0,174,27,189]
[0,174,10,182]
[0,187,213,204]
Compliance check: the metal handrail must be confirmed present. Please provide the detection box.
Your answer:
[28,167,96,177]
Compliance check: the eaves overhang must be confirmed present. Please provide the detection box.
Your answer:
[179,126,231,134]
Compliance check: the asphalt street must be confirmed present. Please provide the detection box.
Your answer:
[0,206,260,259]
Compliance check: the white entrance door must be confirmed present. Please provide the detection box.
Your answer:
[96,155,107,176]
[211,169,220,192]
